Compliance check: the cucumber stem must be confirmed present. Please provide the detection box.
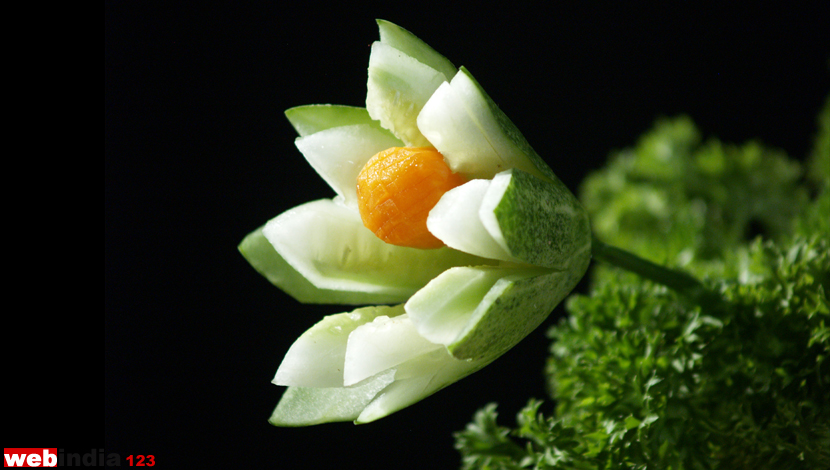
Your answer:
[591,236,711,302]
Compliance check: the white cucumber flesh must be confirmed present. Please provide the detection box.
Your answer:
[427,177,517,262]
[343,314,442,386]
[262,199,489,298]
[417,67,556,181]
[405,266,510,346]
[274,305,405,387]
[355,349,487,424]
[294,123,402,208]
[239,226,410,305]
[366,41,447,147]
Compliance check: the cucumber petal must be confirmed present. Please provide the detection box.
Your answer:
[417,67,556,181]
[446,267,587,360]
[414,81,493,177]
[366,41,447,147]
[405,266,513,345]
[355,348,488,424]
[406,265,566,361]
[262,199,491,299]
[269,369,396,427]
[429,169,591,269]
[239,226,409,305]
[343,314,442,386]
[274,305,404,388]
[285,105,379,137]
[482,169,592,270]
[376,20,455,81]
[427,179,518,262]
[295,124,403,208]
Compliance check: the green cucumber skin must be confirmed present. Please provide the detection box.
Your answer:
[495,169,592,270]
[270,370,396,426]
[285,104,378,137]
[376,19,456,81]
[457,67,559,183]
[448,266,587,361]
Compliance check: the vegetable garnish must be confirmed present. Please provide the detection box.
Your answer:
[240,19,592,425]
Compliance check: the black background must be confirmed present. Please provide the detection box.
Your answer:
[102,2,827,468]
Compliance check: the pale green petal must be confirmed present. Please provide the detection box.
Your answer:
[285,105,379,137]
[427,178,518,262]
[343,314,442,386]
[430,169,591,270]
[355,348,488,424]
[417,67,555,181]
[376,20,456,81]
[446,267,587,360]
[295,124,403,208]
[406,265,572,361]
[482,168,592,270]
[406,266,518,345]
[274,305,404,387]
[269,369,396,427]
[366,41,447,147]
[238,226,408,305]
[416,81,488,175]
[262,199,491,299]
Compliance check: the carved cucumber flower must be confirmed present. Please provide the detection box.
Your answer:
[239,20,592,425]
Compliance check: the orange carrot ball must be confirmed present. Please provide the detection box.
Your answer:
[356,147,466,249]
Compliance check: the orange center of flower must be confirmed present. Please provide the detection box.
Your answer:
[357,147,465,249]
